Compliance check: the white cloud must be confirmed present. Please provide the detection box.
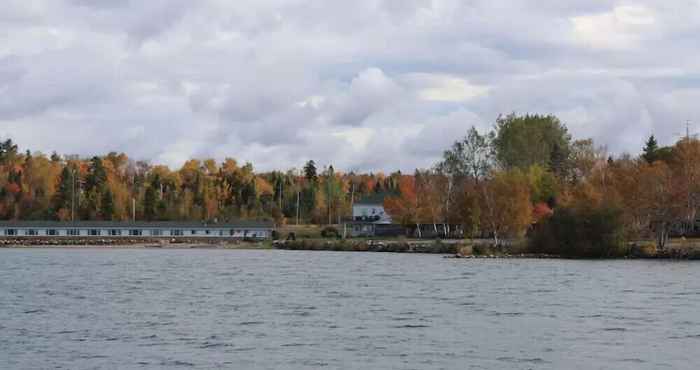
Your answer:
[1,0,700,172]
[571,5,657,50]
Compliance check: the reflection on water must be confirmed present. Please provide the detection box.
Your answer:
[0,249,698,369]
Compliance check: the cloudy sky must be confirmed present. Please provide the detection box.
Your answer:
[1,1,699,172]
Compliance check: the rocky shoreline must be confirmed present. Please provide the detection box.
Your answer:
[0,237,264,249]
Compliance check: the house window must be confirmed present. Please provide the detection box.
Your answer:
[151,230,162,236]
[109,229,122,236]
[88,229,101,236]
[128,229,142,236]
[191,230,198,235]
[4,229,18,236]
[171,230,183,236]
[205,230,211,235]
[67,229,80,236]
[47,229,58,236]
[25,229,38,236]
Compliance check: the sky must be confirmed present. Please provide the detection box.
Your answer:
[1,0,699,172]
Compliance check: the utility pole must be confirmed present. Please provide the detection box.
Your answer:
[71,168,76,222]
[132,197,136,222]
[296,170,301,225]
[327,174,332,225]
[278,176,283,210]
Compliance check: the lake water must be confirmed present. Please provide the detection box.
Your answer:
[0,249,698,370]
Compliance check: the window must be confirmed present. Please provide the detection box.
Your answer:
[109,229,122,236]
[191,230,198,235]
[205,230,211,235]
[129,229,142,236]
[67,229,80,236]
[151,229,162,236]
[25,229,38,236]
[4,229,18,236]
[47,229,58,236]
[171,230,184,236]
[88,229,101,236]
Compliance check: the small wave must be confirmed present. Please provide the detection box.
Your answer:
[239,321,265,326]
[23,309,45,314]
[160,360,195,367]
[617,358,646,363]
[392,324,430,328]
[281,342,318,347]
[602,327,627,332]
[497,356,547,364]
[54,330,78,335]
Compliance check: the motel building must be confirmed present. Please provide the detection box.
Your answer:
[0,221,274,239]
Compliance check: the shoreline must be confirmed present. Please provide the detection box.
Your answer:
[3,238,700,260]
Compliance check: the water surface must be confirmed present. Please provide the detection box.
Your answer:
[1,249,698,369]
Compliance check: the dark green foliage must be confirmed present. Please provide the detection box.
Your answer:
[0,139,18,164]
[493,113,572,175]
[86,156,107,191]
[52,166,73,215]
[304,160,317,182]
[642,135,659,163]
[143,186,157,221]
[321,226,340,238]
[100,188,115,220]
[529,206,627,258]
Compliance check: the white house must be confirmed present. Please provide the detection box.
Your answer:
[352,195,392,224]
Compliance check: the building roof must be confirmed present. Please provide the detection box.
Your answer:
[354,194,389,206]
[0,220,275,229]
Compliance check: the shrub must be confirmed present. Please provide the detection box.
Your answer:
[529,205,627,258]
[321,226,340,238]
[630,242,657,258]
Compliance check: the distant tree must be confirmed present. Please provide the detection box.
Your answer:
[493,113,572,176]
[438,126,494,183]
[86,157,107,191]
[304,160,317,182]
[143,185,157,221]
[0,139,18,164]
[52,166,73,218]
[642,135,659,164]
[384,176,421,236]
[479,170,533,245]
[100,188,115,221]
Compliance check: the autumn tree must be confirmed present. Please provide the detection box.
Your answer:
[479,170,533,245]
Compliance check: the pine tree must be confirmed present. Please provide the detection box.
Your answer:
[643,135,659,164]
[304,160,317,182]
[100,188,115,220]
[144,186,157,221]
[52,166,73,217]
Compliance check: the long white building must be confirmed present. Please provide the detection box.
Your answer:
[0,221,274,239]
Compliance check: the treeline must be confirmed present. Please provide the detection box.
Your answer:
[384,113,700,256]
[0,139,401,224]
[2,113,697,256]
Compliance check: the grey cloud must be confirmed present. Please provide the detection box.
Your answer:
[1,0,699,172]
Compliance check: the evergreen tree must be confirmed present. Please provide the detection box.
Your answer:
[304,160,317,182]
[0,139,18,164]
[100,188,115,220]
[52,166,73,217]
[144,186,157,221]
[86,156,107,191]
[642,135,659,164]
